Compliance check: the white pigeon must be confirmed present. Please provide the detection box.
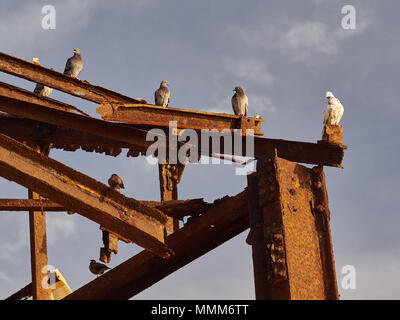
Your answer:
[231,86,248,116]
[323,91,344,125]
[64,48,84,78]
[32,58,53,97]
[154,80,170,107]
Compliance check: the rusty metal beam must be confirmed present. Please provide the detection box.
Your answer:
[0,81,88,116]
[0,95,345,167]
[0,95,160,153]
[0,198,211,220]
[98,103,264,135]
[64,190,249,300]
[0,52,144,105]
[0,133,171,258]
[248,151,339,299]
[0,116,131,157]
[5,283,32,300]
[28,143,51,300]
[159,163,185,233]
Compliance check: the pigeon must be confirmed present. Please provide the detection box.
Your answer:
[323,91,344,125]
[89,260,110,277]
[231,86,248,116]
[63,48,83,78]
[154,80,170,107]
[32,58,53,97]
[108,174,125,190]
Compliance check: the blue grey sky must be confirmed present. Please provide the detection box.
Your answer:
[0,0,399,299]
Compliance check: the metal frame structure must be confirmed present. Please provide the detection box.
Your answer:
[0,52,347,300]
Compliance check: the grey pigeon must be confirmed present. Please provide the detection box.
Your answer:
[108,174,125,190]
[63,48,83,78]
[32,58,53,97]
[231,86,248,116]
[89,259,110,276]
[154,80,170,107]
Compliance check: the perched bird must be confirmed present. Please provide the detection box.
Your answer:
[89,260,110,277]
[323,91,344,125]
[154,80,170,107]
[32,58,53,97]
[108,174,125,190]
[231,86,248,116]
[63,48,83,78]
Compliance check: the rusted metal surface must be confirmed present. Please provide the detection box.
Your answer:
[0,116,131,157]
[247,172,270,300]
[320,124,343,145]
[159,163,185,233]
[99,103,264,135]
[311,166,339,299]
[251,151,339,300]
[0,52,145,105]
[64,189,249,300]
[0,198,211,219]
[28,143,51,300]
[0,110,344,167]
[0,133,172,258]
[5,283,32,300]
[0,95,160,153]
[0,81,89,116]
[0,199,66,211]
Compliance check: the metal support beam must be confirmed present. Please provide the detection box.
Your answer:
[0,81,88,116]
[64,190,249,300]
[0,52,145,105]
[0,95,161,154]
[98,103,264,135]
[246,150,339,299]
[5,283,32,300]
[28,143,51,300]
[0,198,211,219]
[0,133,171,258]
[159,163,185,233]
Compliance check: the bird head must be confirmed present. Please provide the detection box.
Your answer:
[90,259,96,264]
[73,48,81,55]
[326,91,334,99]
[233,86,244,94]
[160,80,169,87]
[32,58,40,65]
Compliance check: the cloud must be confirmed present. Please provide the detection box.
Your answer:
[46,214,78,245]
[223,57,275,87]
[0,0,98,53]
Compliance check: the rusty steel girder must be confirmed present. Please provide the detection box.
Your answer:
[98,103,264,135]
[247,150,339,300]
[0,81,88,116]
[0,198,212,219]
[0,97,345,167]
[0,52,145,105]
[64,190,249,300]
[0,133,172,258]
[0,95,162,153]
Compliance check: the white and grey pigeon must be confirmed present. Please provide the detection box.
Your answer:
[154,80,170,107]
[32,58,53,97]
[323,91,344,125]
[231,86,248,116]
[63,48,83,78]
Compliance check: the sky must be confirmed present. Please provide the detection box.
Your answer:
[0,0,399,300]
